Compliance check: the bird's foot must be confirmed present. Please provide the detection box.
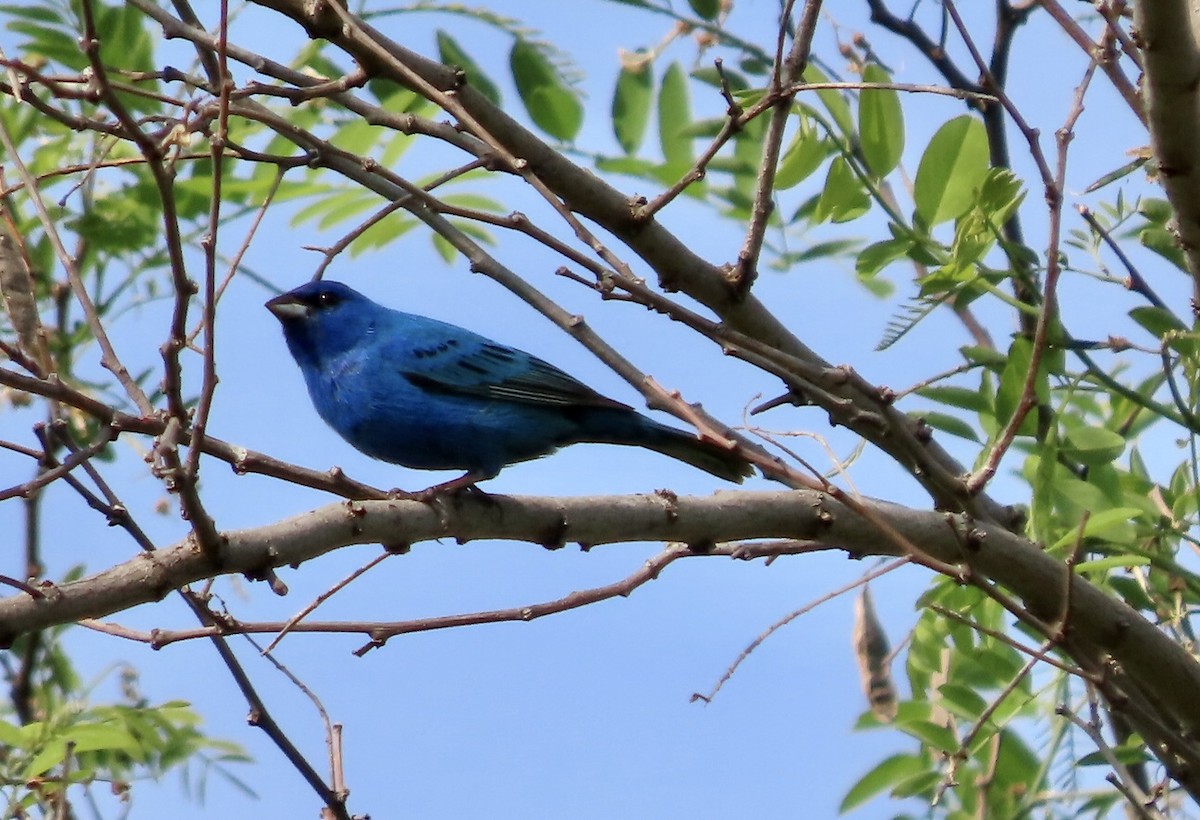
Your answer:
[414,471,494,504]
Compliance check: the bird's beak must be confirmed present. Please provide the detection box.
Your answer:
[265,293,309,322]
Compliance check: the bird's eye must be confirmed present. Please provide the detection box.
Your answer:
[316,291,340,308]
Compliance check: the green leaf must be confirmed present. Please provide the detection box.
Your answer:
[1085,157,1148,192]
[775,113,830,190]
[856,236,912,277]
[1139,225,1187,271]
[348,216,416,255]
[919,411,981,442]
[901,719,958,752]
[1129,305,1187,338]
[977,168,1025,226]
[0,719,27,748]
[0,4,67,24]
[973,643,1026,685]
[814,157,870,223]
[960,344,1008,370]
[331,117,382,155]
[918,385,991,414]
[802,66,855,140]
[1074,553,1152,573]
[839,753,927,813]
[437,31,501,105]
[914,116,990,225]
[859,64,903,177]
[678,116,729,139]
[857,270,895,297]
[612,58,653,154]
[658,62,693,168]
[289,189,369,229]
[8,20,87,70]
[1109,576,1155,611]
[68,194,158,254]
[991,729,1042,788]
[1049,507,1144,551]
[1078,745,1152,767]
[1061,425,1126,466]
[1049,466,1111,513]
[994,337,1043,437]
[1139,198,1173,225]
[877,297,945,350]
[510,40,582,142]
[98,2,154,74]
[692,64,750,92]
[595,156,660,179]
[891,770,941,799]
[687,0,721,20]
[790,239,862,262]
[432,233,456,264]
[65,723,142,755]
[938,682,988,721]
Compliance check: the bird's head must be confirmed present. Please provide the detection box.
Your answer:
[266,280,381,366]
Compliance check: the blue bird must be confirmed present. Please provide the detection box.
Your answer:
[265,280,753,487]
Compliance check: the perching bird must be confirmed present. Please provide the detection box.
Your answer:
[266,280,753,487]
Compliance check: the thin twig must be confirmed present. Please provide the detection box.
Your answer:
[1038,0,1144,122]
[1056,702,1166,819]
[965,28,1096,494]
[0,96,153,416]
[693,557,909,703]
[1077,204,1169,311]
[729,0,822,294]
[262,550,393,654]
[76,540,838,651]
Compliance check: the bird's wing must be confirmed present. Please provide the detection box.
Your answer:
[397,334,629,410]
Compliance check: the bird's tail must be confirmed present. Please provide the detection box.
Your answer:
[579,411,754,483]
[642,426,755,483]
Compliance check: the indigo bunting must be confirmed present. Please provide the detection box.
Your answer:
[266,281,753,485]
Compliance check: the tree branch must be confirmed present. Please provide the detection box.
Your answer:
[1,488,1199,770]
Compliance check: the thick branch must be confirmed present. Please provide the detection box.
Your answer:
[1135,1,1200,301]
[0,489,1198,757]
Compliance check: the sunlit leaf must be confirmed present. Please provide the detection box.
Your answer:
[1129,306,1187,338]
[1075,553,1152,573]
[839,753,927,813]
[1049,507,1144,550]
[510,40,583,141]
[1139,225,1187,271]
[437,30,501,105]
[1061,425,1126,466]
[994,337,1043,437]
[1078,745,1153,767]
[814,157,870,223]
[802,65,854,140]
[918,385,991,414]
[0,719,27,748]
[1139,198,1173,225]
[776,112,831,190]
[856,236,912,277]
[859,64,903,177]
[937,682,988,721]
[612,56,653,154]
[977,168,1025,226]
[960,344,1008,369]
[919,411,981,442]
[898,720,957,753]
[914,116,989,225]
[659,62,693,168]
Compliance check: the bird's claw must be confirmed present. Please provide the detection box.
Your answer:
[414,471,493,503]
